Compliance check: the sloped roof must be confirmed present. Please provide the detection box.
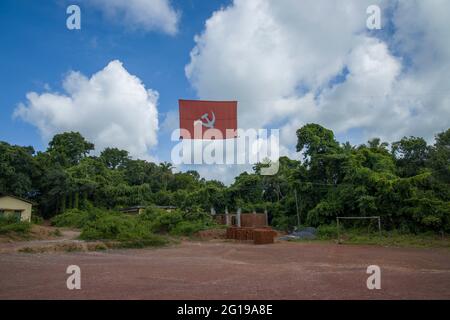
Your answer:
[0,194,35,205]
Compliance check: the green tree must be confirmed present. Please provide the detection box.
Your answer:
[296,123,340,158]
[0,142,37,197]
[47,132,94,167]
[100,148,130,169]
[392,136,430,177]
[429,129,450,183]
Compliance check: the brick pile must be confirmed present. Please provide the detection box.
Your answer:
[226,227,253,241]
[253,228,276,245]
[226,226,276,244]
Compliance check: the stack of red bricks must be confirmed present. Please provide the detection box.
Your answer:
[226,226,276,244]
[226,227,253,241]
[253,228,276,244]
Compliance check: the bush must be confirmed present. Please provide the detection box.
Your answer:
[113,236,169,248]
[139,206,167,219]
[170,221,206,236]
[140,206,216,235]
[0,216,32,235]
[31,215,44,225]
[51,209,90,228]
[55,208,169,248]
[51,208,111,228]
[317,224,339,239]
[182,207,211,221]
[153,211,184,233]
[52,205,216,245]
[271,214,296,232]
[140,207,184,233]
[80,214,152,241]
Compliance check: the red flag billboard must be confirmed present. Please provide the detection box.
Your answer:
[179,100,237,139]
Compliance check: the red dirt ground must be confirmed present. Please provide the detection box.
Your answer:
[0,241,449,299]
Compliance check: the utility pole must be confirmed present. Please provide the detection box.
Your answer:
[294,189,300,228]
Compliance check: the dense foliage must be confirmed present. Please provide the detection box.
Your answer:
[50,206,215,241]
[1,124,449,233]
[0,216,31,235]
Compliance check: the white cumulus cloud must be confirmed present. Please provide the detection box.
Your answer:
[185,0,450,182]
[186,0,376,129]
[88,0,180,35]
[14,60,159,160]
[186,0,450,141]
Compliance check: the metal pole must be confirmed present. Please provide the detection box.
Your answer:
[294,189,300,228]
[337,217,340,244]
[378,216,381,237]
[237,207,241,227]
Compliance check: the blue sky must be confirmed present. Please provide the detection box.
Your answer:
[1,0,449,183]
[0,0,230,158]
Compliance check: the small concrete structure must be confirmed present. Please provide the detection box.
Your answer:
[0,195,33,222]
[215,208,275,244]
[213,209,268,228]
[120,205,177,215]
[236,208,242,227]
[119,206,146,215]
[155,205,177,212]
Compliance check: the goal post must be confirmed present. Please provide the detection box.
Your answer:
[336,216,381,244]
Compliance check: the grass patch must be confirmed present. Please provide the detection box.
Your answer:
[49,206,220,249]
[18,247,38,253]
[106,237,170,249]
[51,208,109,228]
[311,224,450,248]
[140,206,219,236]
[31,215,44,225]
[80,214,155,241]
[170,220,209,236]
[0,216,32,237]
[18,243,85,253]
[52,228,62,237]
[50,208,171,248]
[86,242,108,251]
[340,232,450,248]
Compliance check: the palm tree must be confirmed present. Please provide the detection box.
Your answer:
[159,162,174,190]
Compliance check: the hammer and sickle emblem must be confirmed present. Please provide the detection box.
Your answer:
[197,111,216,128]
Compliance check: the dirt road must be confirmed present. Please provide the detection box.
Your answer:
[0,241,449,299]
[0,227,81,254]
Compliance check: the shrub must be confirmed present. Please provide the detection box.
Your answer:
[31,215,44,225]
[52,205,216,245]
[79,214,160,243]
[170,221,206,236]
[139,206,170,220]
[140,207,184,233]
[140,206,216,235]
[0,216,31,235]
[52,228,62,237]
[271,214,296,232]
[152,211,184,233]
[113,236,168,248]
[182,207,211,221]
[51,209,91,228]
[317,224,339,239]
[52,208,169,247]
[51,208,112,228]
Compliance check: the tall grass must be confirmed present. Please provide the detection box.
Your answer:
[0,216,31,235]
[49,206,218,248]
